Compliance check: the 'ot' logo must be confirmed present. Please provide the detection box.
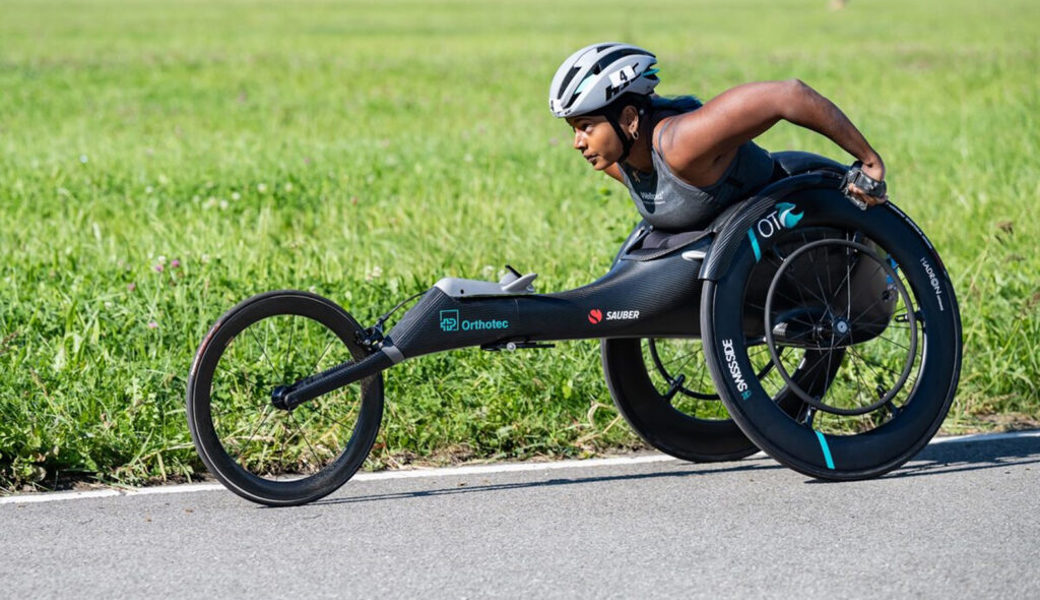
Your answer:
[588,309,603,324]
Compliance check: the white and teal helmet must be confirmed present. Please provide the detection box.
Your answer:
[549,42,659,118]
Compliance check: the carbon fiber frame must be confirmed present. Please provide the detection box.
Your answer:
[386,247,705,361]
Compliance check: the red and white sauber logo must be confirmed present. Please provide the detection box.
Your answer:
[588,309,640,324]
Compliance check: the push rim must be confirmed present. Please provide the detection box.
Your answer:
[762,238,918,416]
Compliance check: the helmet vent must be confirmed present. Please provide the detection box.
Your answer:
[556,66,581,100]
[589,48,642,79]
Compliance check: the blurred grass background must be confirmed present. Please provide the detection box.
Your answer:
[1,0,1037,489]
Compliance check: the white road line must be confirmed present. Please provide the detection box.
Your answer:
[2,430,1037,505]
[925,430,1040,444]
[350,453,678,481]
[0,455,677,505]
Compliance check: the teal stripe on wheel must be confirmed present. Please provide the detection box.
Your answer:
[814,430,835,470]
[747,229,762,261]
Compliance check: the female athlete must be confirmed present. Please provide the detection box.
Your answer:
[549,42,888,229]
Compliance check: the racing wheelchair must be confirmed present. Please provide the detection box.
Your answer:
[186,152,962,506]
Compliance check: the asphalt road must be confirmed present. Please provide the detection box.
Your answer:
[2,432,1039,599]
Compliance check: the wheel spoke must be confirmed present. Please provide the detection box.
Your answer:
[657,349,698,369]
[669,352,701,377]
[243,405,276,454]
[312,339,337,373]
[849,287,895,325]
[285,315,298,375]
[844,246,854,319]
[288,411,325,471]
[872,332,913,353]
[847,345,910,379]
[807,246,834,308]
[309,390,361,437]
[783,265,832,308]
[248,325,277,372]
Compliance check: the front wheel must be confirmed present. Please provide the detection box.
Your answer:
[186,290,384,506]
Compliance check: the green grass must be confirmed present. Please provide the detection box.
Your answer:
[1,0,1037,490]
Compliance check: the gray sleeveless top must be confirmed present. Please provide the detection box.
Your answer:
[619,119,776,231]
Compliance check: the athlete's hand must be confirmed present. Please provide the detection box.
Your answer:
[846,156,887,208]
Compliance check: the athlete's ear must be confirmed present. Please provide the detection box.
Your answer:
[620,105,640,137]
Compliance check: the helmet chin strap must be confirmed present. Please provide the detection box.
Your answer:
[583,97,646,165]
[606,116,636,164]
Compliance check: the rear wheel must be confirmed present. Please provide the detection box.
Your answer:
[186,291,383,506]
[703,199,961,480]
[602,337,756,461]
[601,335,835,462]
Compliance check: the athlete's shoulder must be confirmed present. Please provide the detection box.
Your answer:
[651,95,704,151]
[651,95,705,157]
[651,95,703,114]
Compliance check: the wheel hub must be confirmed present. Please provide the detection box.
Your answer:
[270,385,291,411]
[805,316,851,346]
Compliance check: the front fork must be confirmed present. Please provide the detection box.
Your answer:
[273,350,394,411]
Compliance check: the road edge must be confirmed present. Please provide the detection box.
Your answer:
[3,429,1038,505]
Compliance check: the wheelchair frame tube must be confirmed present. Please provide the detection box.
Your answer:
[281,250,705,408]
[385,249,705,361]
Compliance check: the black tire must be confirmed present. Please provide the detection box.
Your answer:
[601,335,839,462]
[186,291,384,506]
[602,337,757,461]
[702,194,961,480]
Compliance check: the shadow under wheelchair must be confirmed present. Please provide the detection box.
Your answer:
[872,431,1040,480]
[301,432,1040,507]
[307,455,783,507]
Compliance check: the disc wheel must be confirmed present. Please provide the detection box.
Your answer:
[703,197,961,480]
[602,337,756,461]
[601,335,835,462]
[186,291,384,506]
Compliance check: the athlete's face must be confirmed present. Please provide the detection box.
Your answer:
[566,115,623,170]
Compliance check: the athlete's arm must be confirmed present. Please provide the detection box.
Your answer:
[658,79,886,205]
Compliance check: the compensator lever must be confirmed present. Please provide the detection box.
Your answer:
[499,264,537,293]
[433,264,538,298]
